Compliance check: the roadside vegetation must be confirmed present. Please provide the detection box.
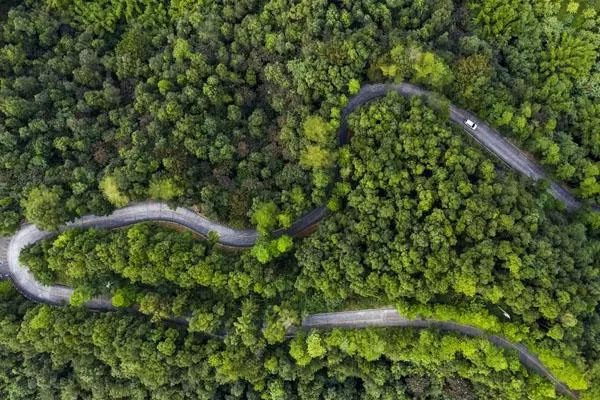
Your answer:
[2,0,600,234]
[19,95,600,398]
[1,0,600,399]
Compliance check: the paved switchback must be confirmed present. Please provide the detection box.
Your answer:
[1,82,595,398]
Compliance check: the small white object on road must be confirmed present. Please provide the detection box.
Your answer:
[464,119,478,130]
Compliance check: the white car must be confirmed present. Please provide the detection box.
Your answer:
[464,119,478,130]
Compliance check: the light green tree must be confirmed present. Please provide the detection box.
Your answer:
[149,177,184,201]
[412,52,454,89]
[21,185,69,230]
[303,115,333,144]
[300,145,333,169]
[100,175,129,207]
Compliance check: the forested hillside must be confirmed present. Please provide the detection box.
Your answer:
[1,0,600,399]
[16,95,600,398]
[1,279,571,400]
[2,0,600,233]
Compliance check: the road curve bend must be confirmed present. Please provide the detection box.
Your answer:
[301,308,577,399]
[0,82,594,399]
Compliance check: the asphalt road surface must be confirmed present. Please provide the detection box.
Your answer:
[1,82,594,399]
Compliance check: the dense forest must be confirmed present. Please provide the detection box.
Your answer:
[1,0,600,399]
[1,278,571,400]
[2,0,600,233]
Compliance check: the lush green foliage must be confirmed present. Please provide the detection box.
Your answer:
[21,222,300,328]
[0,281,577,400]
[298,95,600,337]
[294,94,600,391]
[3,0,597,234]
[3,0,600,398]
[20,96,600,397]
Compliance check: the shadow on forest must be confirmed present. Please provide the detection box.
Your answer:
[0,0,20,21]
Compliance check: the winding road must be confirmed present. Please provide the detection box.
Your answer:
[0,82,596,399]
